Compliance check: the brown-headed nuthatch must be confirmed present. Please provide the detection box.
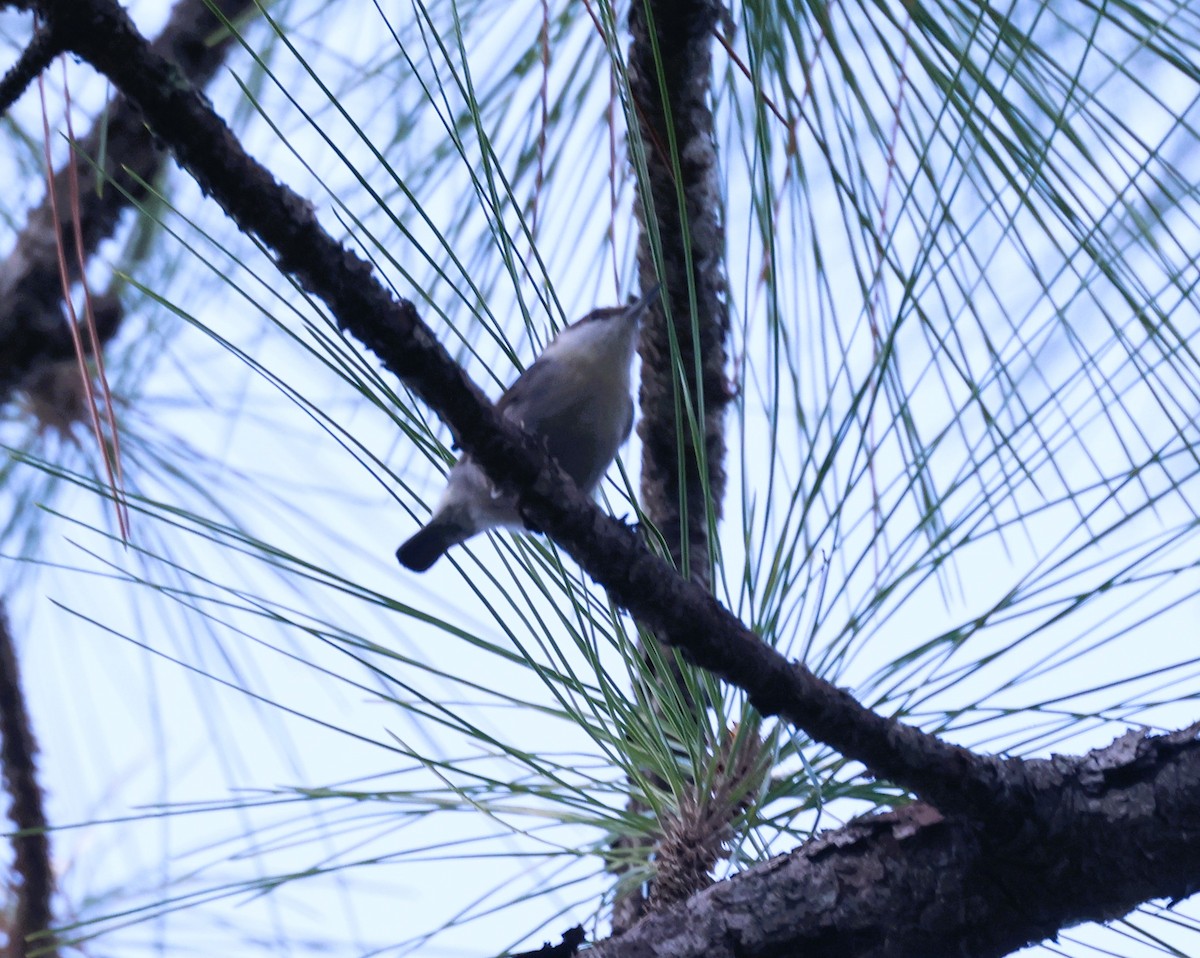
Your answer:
[396,285,659,571]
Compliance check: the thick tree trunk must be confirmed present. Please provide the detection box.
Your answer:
[629,0,730,590]
[593,725,1200,958]
[614,0,734,928]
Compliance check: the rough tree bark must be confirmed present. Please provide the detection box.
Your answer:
[0,604,56,958]
[589,725,1200,958]
[630,0,730,588]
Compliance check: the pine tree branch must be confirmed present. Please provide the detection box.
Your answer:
[0,603,57,958]
[588,724,1200,958]
[0,24,63,117]
[23,0,1027,826]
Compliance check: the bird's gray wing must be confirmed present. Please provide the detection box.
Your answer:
[495,357,564,426]
[495,353,635,493]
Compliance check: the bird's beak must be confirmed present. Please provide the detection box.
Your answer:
[628,281,664,322]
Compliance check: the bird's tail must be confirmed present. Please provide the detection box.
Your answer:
[396,516,472,572]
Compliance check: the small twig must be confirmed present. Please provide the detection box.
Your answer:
[37,62,130,540]
[59,57,131,540]
[508,925,585,958]
[0,24,63,118]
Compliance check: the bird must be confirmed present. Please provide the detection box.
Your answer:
[396,285,660,572]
